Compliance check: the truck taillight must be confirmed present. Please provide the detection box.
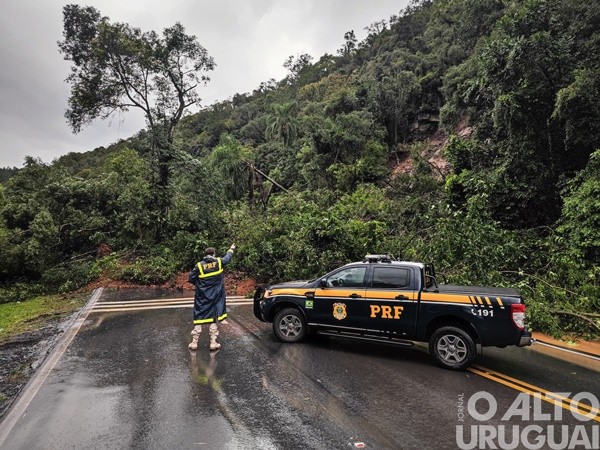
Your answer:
[511,303,525,330]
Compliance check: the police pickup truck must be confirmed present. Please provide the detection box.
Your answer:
[253,254,532,370]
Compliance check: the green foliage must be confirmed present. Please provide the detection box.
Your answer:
[231,186,405,282]
[118,252,178,285]
[0,167,19,184]
[265,102,298,147]
[42,261,96,293]
[327,140,389,191]
[162,230,211,268]
[359,51,422,145]
[411,199,543,286]
[556,150,600,264]
[441,0,600,228]
[100,148,154,246]
[59,5,215,136]
[553,68,600,167]
[0,283,45,305]
[207,134,254,202]
[0,294,87,340]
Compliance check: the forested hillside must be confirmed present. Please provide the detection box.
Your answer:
[1,0,598,338]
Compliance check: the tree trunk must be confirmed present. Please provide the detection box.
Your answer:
[152,139,174,241]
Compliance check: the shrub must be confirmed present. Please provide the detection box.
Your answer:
[118,253,178,285]
[42,261,96,293]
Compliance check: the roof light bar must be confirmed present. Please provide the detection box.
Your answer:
[363,254,393,263]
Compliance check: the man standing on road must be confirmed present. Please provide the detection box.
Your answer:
[188,244,235,351]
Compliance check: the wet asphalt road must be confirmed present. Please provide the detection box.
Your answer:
[1,288,599,450]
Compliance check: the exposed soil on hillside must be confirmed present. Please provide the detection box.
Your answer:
[390,120,477,180]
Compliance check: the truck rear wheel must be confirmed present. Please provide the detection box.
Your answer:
[429,326,476,370]
[273,308,307,343]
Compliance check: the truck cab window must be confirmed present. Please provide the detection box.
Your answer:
[371,267,410,289]
[327,267,367,288]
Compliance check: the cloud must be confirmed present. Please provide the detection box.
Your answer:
[0,0,407,168]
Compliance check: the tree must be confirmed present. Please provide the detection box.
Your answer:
[361,51,421,146]
[338,30,357,58]
[0,167,18,184]
[208,135,254,203]
[557,149,600,264]
[283,53,314,82]
[265,102,298,147]
[58,5,215,237]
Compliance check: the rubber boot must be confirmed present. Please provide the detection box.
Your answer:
[209,323,221,351]
[189,325,202,350]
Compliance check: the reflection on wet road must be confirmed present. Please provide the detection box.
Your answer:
[1,288,598,449]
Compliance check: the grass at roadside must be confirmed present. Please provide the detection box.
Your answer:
[0,294,88,343]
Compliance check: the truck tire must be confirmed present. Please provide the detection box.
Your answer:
[273,308,307,343]
[429,326,476,370]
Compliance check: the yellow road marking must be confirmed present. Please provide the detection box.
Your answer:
[468,365,600,423]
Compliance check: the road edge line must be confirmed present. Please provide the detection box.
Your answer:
[0,288,103,447]
[533,340,600,362]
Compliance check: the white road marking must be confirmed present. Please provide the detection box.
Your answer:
[90,296,253,313]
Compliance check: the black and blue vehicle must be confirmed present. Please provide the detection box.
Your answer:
[254,254,532,370]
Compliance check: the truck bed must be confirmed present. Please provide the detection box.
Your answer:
[436,284,520,297]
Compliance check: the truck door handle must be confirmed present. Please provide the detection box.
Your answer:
[349,293,362,298]
[395,295,409,300]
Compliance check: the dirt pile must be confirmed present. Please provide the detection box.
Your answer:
[167,271,256,296]
[84,271,257,297]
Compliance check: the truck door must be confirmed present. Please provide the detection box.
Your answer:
[364,266,418,339]
[311,265,368,330]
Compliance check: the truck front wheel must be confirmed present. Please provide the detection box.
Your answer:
[273,308,307,343]
[429,326,476,370]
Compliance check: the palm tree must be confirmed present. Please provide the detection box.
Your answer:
[209,135,252,202]
[265,102,298,147]
[209,135,288,209]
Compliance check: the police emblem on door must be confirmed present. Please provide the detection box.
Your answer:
[333,302,347,320]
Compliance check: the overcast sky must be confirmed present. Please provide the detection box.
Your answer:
[0,0,409,168]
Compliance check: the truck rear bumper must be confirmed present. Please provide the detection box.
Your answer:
[518,329,533,347]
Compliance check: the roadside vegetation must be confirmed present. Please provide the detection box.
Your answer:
[0,294,87,342]
[0,0,598,340]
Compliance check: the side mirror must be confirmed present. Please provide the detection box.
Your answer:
[318,279,327,288]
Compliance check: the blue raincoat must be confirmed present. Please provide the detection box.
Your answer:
[189,250,234,325]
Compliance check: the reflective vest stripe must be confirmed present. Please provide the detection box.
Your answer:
[198,258,223,278]
[193,313,228,324]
